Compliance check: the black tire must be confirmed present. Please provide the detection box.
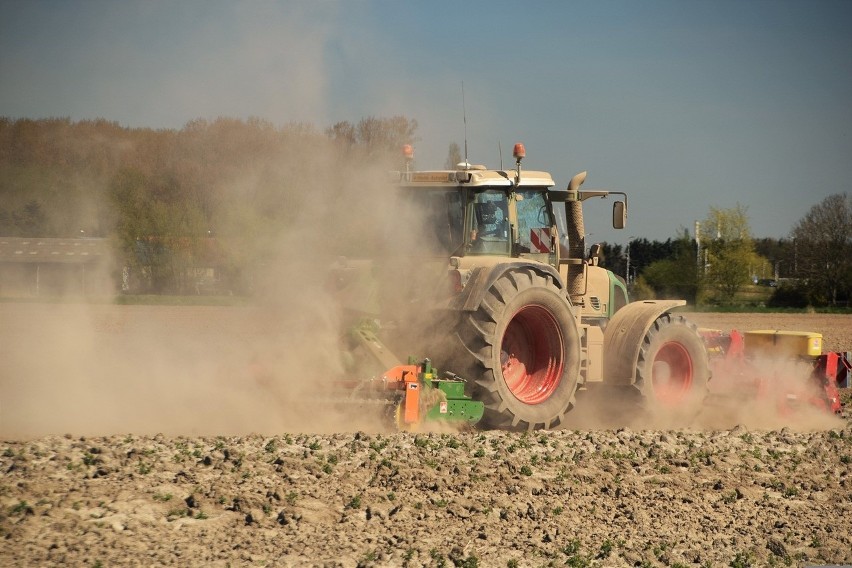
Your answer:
[633,313,709,413]
[456,269,581,430]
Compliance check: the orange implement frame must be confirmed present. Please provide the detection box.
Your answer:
[382,365,422,425]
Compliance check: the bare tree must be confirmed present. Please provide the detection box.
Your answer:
[355,116,418,157]
[790,193,851,305]
[325,121,356,147]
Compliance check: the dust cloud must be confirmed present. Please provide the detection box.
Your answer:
[0,151,416,439]
[697,354,845,431]
[3,162,848,440]
[563,354,844,433]
[0,286,394,440]
[1,306,846,438]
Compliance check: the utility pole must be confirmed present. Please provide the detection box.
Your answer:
[793,238,797,276]
[625,236,636,284]
[695,221,702,275]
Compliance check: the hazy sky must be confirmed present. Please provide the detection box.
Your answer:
[1,0,850,244]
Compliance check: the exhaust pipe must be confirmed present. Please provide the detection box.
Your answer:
[565,171,587,298]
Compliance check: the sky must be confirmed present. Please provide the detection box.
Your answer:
[1,0,850,245]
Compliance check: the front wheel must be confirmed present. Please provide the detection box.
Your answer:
[634,313,709,413]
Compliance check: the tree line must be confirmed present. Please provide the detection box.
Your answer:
[1,117,848,306]
[597,199,851,308]
[0,116,417,293]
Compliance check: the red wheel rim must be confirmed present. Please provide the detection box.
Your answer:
[500,305,564,404]
[651,341,694,405]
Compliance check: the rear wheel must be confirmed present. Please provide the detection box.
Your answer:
[634,314,709,412]
[457,269,580,430]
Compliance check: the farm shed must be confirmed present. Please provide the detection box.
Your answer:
[0,237,113,297]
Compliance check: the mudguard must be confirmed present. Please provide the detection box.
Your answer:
[602,300,686,385]
[450,262,564,312]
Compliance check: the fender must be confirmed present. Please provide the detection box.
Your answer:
[449,262,565,312]
[602,300,686,385]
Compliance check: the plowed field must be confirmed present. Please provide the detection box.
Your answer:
[1,306,850,567]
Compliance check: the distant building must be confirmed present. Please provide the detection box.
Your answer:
[0,237,114,297]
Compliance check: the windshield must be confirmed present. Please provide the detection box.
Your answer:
[516,189,554,253]
[396,186,546,257]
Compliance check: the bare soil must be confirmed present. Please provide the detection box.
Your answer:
[1,306,851,567]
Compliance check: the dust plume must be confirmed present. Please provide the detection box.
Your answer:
[694,354,845,431]
[562,354,843,432]
[0,148,414,439]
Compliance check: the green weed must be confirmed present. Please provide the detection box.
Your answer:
[345,494,362,510]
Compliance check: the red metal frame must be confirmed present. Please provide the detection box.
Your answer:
[699,329,843,415]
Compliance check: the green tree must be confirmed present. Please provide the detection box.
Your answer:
[16,200,47,235]
[603,238,679,285]
[641,230,699,303]
[699,204,764,302]
[109,166,209,293]
[0,199,47,236]
[789,193,851,305]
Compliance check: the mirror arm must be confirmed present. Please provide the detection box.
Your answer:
[577,190,627,205]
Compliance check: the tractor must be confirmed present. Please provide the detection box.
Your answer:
[336,143,710,431]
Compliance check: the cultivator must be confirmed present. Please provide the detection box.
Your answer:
[332,321,849,432]
[700,328,849,416]
[335,322,484,431]
[360,360,484,431]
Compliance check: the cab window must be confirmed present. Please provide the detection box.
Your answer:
[397,189,465,255]
[516,190,554,253]
[470,190,510,254]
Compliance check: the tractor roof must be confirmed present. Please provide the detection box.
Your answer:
[397,168,555,189]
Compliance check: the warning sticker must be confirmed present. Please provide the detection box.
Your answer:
[530,228,552,253]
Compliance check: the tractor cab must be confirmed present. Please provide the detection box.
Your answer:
[393,144,628,323]
[395,168,559,267]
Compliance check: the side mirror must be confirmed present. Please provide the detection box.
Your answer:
[613,201,626,229]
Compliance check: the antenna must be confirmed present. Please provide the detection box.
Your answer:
[462,82,468,166]
[499,141,503,170]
